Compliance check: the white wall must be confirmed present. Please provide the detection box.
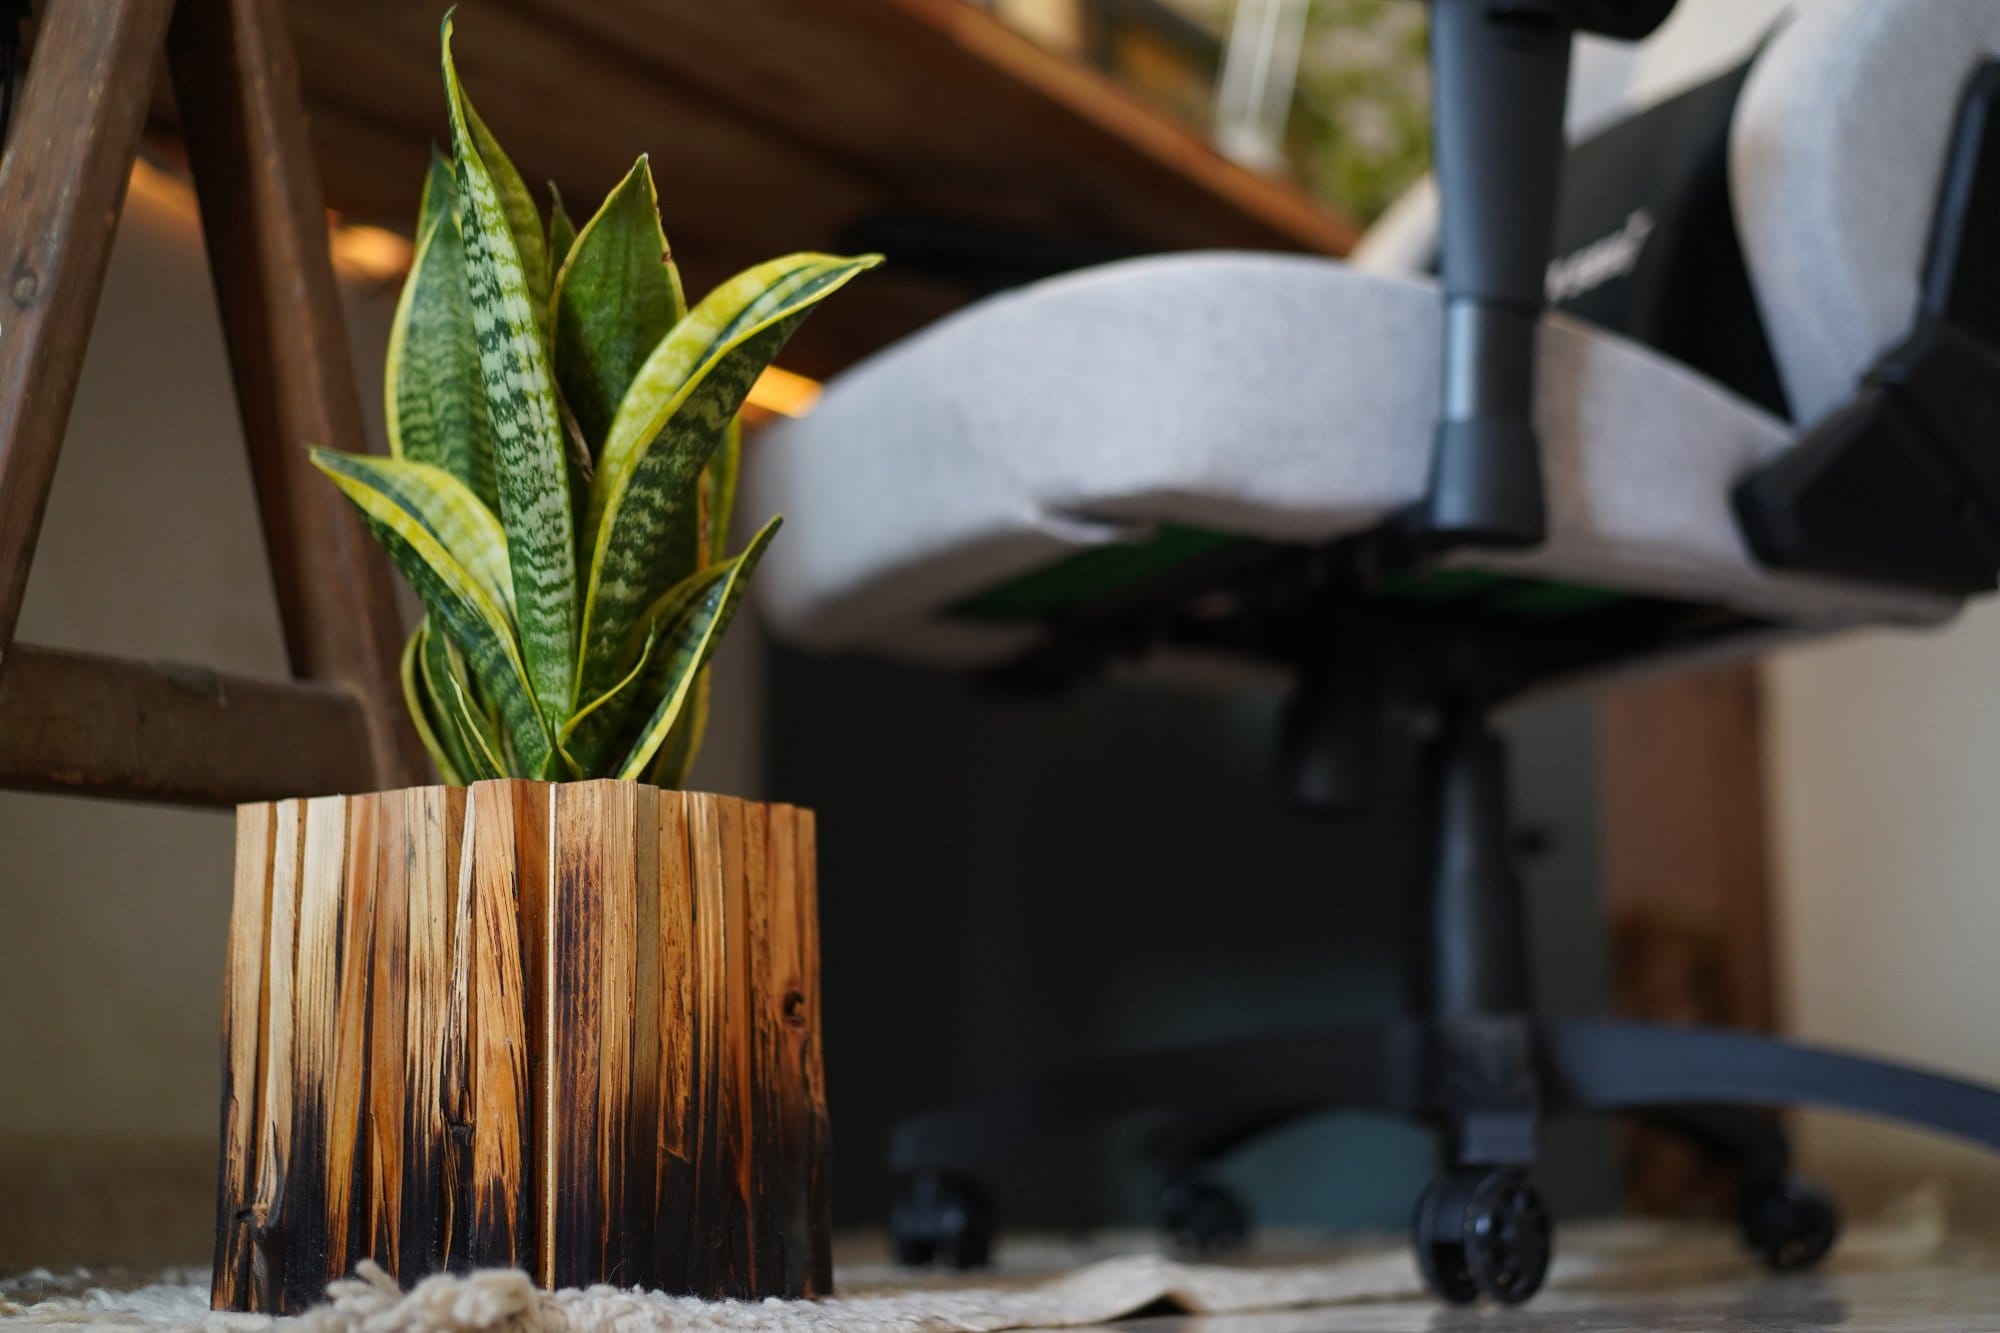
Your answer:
[1764,606,2000,1227]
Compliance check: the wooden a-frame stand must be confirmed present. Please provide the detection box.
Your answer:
[0,0,424,805]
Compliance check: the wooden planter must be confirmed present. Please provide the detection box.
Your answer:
[211,780,830,1314]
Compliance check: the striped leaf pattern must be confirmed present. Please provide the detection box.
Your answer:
[574,255,878,714]
[442,14,578,732]
[312,450,552,779]
[401,623,467,786]
[424,620,508,780]
[616,518,779,780]
[384,216,498,511]
[553,156,685,455]
[311,453,512,615]
[313,16,874,782]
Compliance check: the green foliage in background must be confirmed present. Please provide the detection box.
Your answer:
[1135,0,1432,223]
[313,13,878,785]
[1288,0,1430,221]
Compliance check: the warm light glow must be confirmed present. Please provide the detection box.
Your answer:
[328,222,414,282]
[745,365,823,419]
[126,157,201,222]
[126,159,413,283]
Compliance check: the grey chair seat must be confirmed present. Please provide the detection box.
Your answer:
[743,253,1955,668]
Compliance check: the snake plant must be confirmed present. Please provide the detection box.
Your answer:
[313,14,878,784]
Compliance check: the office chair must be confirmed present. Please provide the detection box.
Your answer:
[741,0,2000,1305]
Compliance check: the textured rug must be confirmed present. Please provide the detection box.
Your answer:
[0,1189,1965,1330]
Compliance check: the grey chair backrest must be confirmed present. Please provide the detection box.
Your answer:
[1732,0,2000,425]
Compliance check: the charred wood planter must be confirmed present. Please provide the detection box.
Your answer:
[211,780,830,1313]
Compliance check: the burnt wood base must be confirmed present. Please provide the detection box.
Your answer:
[211,780,830,1313]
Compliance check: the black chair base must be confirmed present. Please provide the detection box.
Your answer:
[885,697,2000,1305]
[886,1015,2000,1304]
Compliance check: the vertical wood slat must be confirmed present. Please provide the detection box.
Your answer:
[215,781,827,1313]
[366,796,411,1267]
[0,0,174,658]
[249,799,306,1311]
[399,788,464,1280]
[547,783,609,1288]
[793,807,834,1295]
[652,793,699,1292]
[162,0,423,790]
[326,796,379,1283]
[212,802,275,1309]
[685,793,736,1298]
[279,796,351,1310]
[624,789,665,1286]
[463,780,549,1271]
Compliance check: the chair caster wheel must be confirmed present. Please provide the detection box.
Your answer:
[891,1171,995,1269]
[1159,1177,1251,1256]
[1413,1167,1553,1306]
[1740,1174,1840,1273]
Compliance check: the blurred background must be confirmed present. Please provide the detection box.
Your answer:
[3,0,1996,1265]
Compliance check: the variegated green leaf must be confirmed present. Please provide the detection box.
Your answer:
[433,635,509,780]
[573,254,876,711]
[308,451,512,615]
[417,146,457,241]
[401,621,468,786]
[384,209,498,509]
[311,447,553,777]
[700,416,741,565]
[552,156,685,456]
[547,181,576,274]
[615,517,779,781]
[646,667,709,788]
[443,13,578,729]
[650,415,742,786]
[442,27,548,305]
[555,623,658,775]
[420,617,508,780]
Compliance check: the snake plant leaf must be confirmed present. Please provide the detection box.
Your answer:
[552,156,685,456]
[614,517,779,781]
[417,145,457,241]
[438,18,549,305]
[308,451,513,615]
[407,617,508,782]
[554,623,659,775]
[648,416,741,787]
[401,622,468,786]
[431,628,510,781]
[467,98,550,305]
[443,13,578,729]
[646,668,709,787]
[700,416,742,566]
[384,210,499,510]
[547,181,576,275]
[572,254,877,712]
[311,447,553,777]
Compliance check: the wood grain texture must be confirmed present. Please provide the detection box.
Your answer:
[0,0,173,657]
[0,0,414,809]
[463,780,548,1271]
[211,802,275,1310]
[215,781,827,1312]
[164,0,423,790]
[1598,663,1779,1216]
[0,637,376,811]
[144,0,1356,381]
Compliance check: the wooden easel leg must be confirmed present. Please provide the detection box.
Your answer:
[0,0,174,666]
[166,0,424,790]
